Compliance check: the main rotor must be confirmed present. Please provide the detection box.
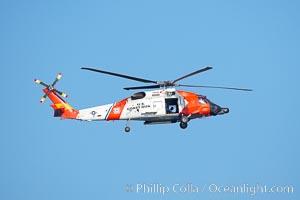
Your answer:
[81,67,252,91]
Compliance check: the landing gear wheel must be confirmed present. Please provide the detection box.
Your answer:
[125,126,130,133]
[181,116,189,123]
[125,119,131,133]
[180,122,188,129]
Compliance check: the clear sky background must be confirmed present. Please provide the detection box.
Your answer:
[1,0,299,199]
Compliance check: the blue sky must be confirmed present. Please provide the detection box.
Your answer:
[1,0,299,199]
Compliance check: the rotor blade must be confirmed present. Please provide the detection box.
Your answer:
[123,85,161,90]
[40,91,50,103]
[55,89,68,98]
[52,73,62,86]
[34,79,49,87]
[178,84,253,91]
[172,67,213,84]
[81,67,158,84]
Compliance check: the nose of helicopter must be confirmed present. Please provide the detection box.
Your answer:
[210,102,229,116]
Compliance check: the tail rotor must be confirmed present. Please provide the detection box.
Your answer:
[34,73,68,103]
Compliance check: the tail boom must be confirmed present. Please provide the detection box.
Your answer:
[43,88,79,119]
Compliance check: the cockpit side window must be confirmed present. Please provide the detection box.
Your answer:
[131,92,146,100]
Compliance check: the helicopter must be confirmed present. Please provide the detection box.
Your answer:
[34,67,252,132]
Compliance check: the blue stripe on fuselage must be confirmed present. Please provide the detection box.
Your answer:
[104,104,113,120]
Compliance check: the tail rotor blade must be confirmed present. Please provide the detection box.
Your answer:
[40,96,46,103]
[56,89,68,98]
[40,91,50,103]
[52,73,62,86]
[34,79,49,88]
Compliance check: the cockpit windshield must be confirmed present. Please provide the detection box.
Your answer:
[198,95,208,105]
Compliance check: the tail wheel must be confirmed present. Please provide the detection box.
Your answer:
[125,126,130,133]
[180,122,188,129]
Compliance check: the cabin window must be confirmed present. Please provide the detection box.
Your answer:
[165,98,179,114]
